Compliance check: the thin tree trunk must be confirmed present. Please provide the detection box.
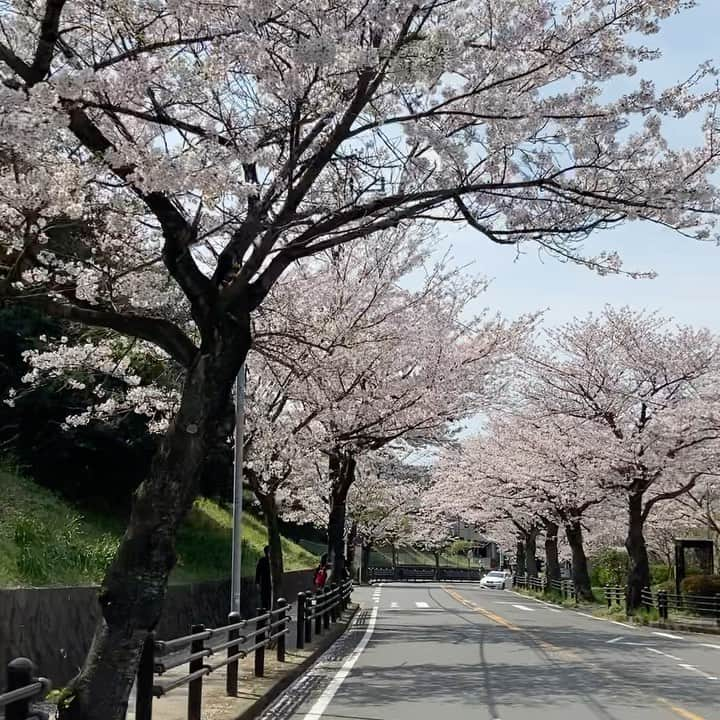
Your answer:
[516,540,526,576]
[543,520,561,586]
[259,492,285,605]
[433,551,440,580]
[346,521,358,579]
[61,343,246,720]
[525,529,539,578]
[626,491,651,612]
[565,520,593,601]
[391,543,398,569]
[327,448,355,582]
[360,542,372,583]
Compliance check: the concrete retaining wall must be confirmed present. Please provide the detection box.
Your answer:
[0,569,314,684]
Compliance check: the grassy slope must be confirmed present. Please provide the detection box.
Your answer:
[0,467,317,587]
[297,538,469,568]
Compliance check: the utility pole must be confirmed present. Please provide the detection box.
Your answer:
[230,366,246,614]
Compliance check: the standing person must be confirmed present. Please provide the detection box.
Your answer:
[314,554,329,589]
[255,545,272,610]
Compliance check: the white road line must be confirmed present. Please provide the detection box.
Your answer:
[699,643,720,650]
[575,612,602,620]
[415,601,430,608]
[302,605,379,720]
[511,604,536,612]
[653,631,684,640]
[647,648,683,661]
[610,620,635,629]
[677,663,718,681]
[390,602,399,609]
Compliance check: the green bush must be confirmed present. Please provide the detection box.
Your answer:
[591,548,628,586]
[449,539,473,556]
[680,574,720,596]
[650,564,671,586]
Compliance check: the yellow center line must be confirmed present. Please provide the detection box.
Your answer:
[658,699,707,720]
[442,586,707,720]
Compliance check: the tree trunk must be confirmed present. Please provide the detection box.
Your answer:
[346,521,358,579]
[391,543,398,569]
[564,520,593,602]
[327,448,355,582]
[259,492,285,605]
[516,540,526,576]
[433,551,440,580]
[360,542,372,583]
[543,520,561,586]
[61,338,247,720]
[525,529,539,578]
[626,492,651,612]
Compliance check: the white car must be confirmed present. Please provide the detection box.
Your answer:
[480,570,508,590]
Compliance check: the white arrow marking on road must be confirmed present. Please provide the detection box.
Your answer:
[511,604,536,612]
[647,648,683,661]
[653,631,684,640]
[415,601,430,608]
[677,663,718,681]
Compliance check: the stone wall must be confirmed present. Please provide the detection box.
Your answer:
[0,569,314,684]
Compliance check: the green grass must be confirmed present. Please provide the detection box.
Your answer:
[0,465,317,587]
[368,545,472,568]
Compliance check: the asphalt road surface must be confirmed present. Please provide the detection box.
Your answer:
[259,582,720,720]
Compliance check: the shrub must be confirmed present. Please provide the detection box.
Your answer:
[591,548,628,586]
[680,574,720,596]
[650,564,671,586]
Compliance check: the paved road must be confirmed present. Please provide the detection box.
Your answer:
[259,582,720,720]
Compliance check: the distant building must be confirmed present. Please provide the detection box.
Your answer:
[450,519,502,569]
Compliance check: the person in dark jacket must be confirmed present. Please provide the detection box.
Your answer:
[255,545,272,610]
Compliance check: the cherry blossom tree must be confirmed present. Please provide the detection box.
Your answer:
[523,307,720,609]
[1,1,720,715]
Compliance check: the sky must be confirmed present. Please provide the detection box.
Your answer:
[438,1,720,333]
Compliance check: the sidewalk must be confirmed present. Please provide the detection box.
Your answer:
[126,598,358,720]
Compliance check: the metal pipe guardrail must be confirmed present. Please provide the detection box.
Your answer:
[0,658,52,720]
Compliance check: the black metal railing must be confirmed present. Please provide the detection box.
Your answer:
[134,600,293,720]
[640,587,720,624]
[368,566,480,583]
[296,579,353,650]
[513,575,576,601]
[0,658,52,720]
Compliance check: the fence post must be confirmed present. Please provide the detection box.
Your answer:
[305,592,314,644]
[605,585,610,608]
[277,598,288,662]
[135,632,155,720]
[6,657,34,720]
[715,594,719,627]
[658,590,668,621]
[187,624,205,720]
[226,611,241,697]
[255,608,267,678]
[323,587,331,630]
[297,592,306,650]
[315,590,323,636]
[642,587,651,612]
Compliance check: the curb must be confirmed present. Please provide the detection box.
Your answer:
[638,619,720,637]
[514,589,720,636]
[234,602,360,720]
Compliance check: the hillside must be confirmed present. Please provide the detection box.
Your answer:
[0,464,317,587]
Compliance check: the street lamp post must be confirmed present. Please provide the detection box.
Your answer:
[230,366,246,615]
